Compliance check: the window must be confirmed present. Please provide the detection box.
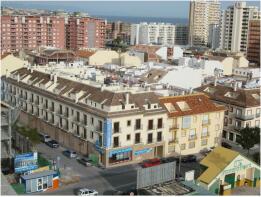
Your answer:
[91,117,94,125]
[76,125,79,135]
[135,119,141,130]
[182,116,191,129]
[255,120,260,127]
[135,133,140,144]
[157,118,163,129]
[76,111,80,122]
[83,128,87,139]
[256,108,260,115]
[247,109,252,115]
[201,127,208,137]
[180,143,186,150]
[148,133,153,143]
[148,119,153,130]
[202,114,209,124]
[215,124,220,131]
[126,134,131,141]
[229,132,234,141]
[127,120,131,126]
[230,106,233,112]
[114,122,120,133]
[246,122,251,127]
[113,136,119,147]
[84,114,87,125]
[157,132,162,142]
[201,139,208,146]
[189,141,195,149]
[224,117,228,126]
[181,131,186,137]
[98,120,103,132]
[189,129,196,140]
[91,131,94,139]
[229,118,232,124]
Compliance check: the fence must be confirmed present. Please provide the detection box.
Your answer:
[137,161,176,189]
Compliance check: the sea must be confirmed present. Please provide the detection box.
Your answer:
[94,15,188,25]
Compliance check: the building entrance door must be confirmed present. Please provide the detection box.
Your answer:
[224,173,235,189]
[155,146,163,157]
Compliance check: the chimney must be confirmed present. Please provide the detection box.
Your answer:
[17,74,20,82]
[233,82,237,91]
[182,91,185,95]
[125,93,129,105]
[75,93,79,103]
[53,74,57,83]
[30,68,33,73]
[101,84,104,92]
[50,73,53,81]
[214,76,217,86]
[189,88,193,94]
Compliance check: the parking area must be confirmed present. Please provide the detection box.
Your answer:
[35,143,138,195]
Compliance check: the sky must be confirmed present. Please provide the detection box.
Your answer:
[2,1,260,18]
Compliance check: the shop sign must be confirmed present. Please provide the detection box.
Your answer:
[134,148,153,156]
[14,152,38,173]
[109,147,132,157]
[222,159,252,176]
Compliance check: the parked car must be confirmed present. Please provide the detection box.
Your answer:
[39,133,51,143]
[46,140,59,148]
[221,142,232,149]
[181,155,197,163]
[77,188,98,196]
[160,156,179,164]
[63,150,77,158]
[141,158,161,168]
[77,157,92,167]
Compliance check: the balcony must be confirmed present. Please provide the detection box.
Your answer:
[168,138,178,145]
[134,124,142,130]
[201,133,209,138]
[188,135,197,141]
[256,113,260,118]
[235,114,255,121]
[96,126,103,134]
[113,128,121,134]
[202,119,211,125]
[113,142,120,148]
[170,124,179,130]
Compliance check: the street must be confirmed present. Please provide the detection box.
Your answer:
[34,143,202,195]
[35,143,138,195]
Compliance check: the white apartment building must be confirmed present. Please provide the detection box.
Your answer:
[196,83,260,144]
[131,23,175,45]
[219,1,260,53]
[188,0,221,46]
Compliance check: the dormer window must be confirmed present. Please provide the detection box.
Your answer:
[225,92,239,99]
[148,103,151,109]
[177,101,191,111]
[204,87,216,94]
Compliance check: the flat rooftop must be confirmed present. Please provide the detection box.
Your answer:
[141,181,194,195]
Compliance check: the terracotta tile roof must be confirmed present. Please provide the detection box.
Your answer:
[76,50,95,58]
[160,93,225,117]
[195,84,260,108]
[6,68,166,117]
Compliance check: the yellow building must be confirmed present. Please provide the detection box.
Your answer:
[160,94,225,155]
[197,147,260,195]
[89,50,120,66]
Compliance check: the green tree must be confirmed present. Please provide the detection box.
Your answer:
[237,127,260,156]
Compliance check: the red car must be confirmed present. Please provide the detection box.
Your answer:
[141,158,161,168]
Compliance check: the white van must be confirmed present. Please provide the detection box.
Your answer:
[39,133,51,143]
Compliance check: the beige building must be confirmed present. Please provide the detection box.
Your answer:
[160,94,225,155]
[120,51,144,67]
[195,83,260,144]
[188,0,221,46]
[89,50,120,66]
[1,67,169,168]
[0,54,28,77]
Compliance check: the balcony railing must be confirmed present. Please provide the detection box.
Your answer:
[168,138,178,145]
[201,133,209,138]
[235,114,255,121]
[113,128,121,133]
[170,124,179,130]
[188,135,197,141]
[134,124,143,130]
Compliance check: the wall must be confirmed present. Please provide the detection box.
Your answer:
[89,50,120,65]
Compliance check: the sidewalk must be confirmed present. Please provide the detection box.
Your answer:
[1,173,17,195]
